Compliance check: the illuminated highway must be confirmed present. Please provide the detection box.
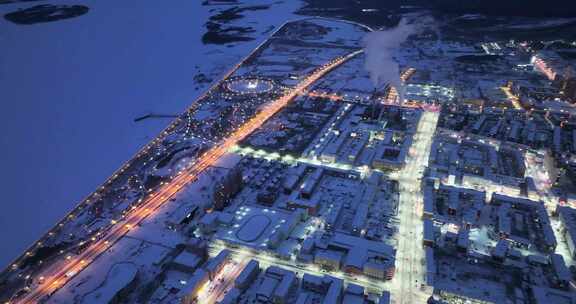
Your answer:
[195,261,246,304]
[304,67,419,109]
[305,89,424,110]
[389,111,438,304]
[501,85,524,110]
[230,145,368,175]
[207,243,389,294]
[14,50,363,304]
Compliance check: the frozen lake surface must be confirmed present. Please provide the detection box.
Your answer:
[0,0,301,268]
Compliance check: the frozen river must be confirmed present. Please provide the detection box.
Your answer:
[0,0,301,268]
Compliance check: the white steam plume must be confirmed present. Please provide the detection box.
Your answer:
[362,18,416,104]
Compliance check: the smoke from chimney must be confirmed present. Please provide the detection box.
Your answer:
[362,18,416,104]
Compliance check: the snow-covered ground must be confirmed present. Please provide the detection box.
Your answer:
[0,0,302,268]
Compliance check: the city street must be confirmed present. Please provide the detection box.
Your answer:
[207,243,390,295]
[390,111,438,304]
[195,261,246,304]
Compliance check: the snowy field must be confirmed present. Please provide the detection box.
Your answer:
[0,0,302,268]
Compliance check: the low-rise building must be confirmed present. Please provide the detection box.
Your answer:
[235,260,260,291]
[558,206,576,259]
[180,269,208,304]
[205,249,230,280]
[314,250,343,271]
